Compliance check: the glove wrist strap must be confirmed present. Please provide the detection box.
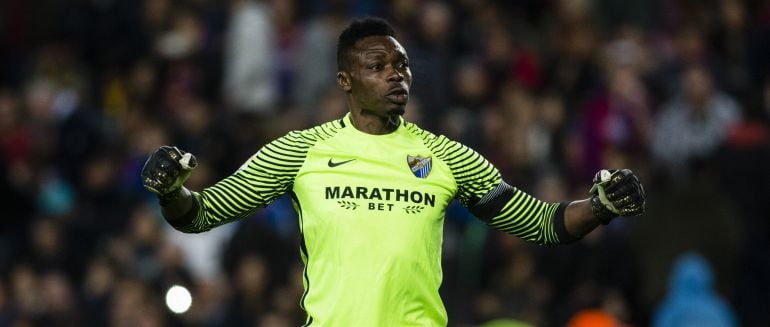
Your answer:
[159,188,184,206]
[591,195,617,225]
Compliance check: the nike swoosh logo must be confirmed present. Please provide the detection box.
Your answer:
[328,158,355,167]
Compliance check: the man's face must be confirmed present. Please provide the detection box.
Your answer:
[683,66,713,110]
[339,35,412,117]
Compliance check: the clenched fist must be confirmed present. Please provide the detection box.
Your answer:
[141,146,197,196]
[589,169,646,224]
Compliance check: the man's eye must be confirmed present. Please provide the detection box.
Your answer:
[400,61,409,68]
[369,64,383,71]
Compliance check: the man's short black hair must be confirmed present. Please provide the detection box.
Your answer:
[336,17,396,71]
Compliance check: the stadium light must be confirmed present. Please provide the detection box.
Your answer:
[165,285,192,314]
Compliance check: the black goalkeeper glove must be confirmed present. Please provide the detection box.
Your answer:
[141,146,197,204]
[589,169,646,224]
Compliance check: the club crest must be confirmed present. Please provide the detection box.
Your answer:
[407,155,432,178]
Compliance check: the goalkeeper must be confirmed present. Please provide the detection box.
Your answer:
[141,17,645,326]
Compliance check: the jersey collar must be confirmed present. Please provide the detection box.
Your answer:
[343,112,404,136]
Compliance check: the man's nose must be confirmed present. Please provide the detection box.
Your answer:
[388,68,404,82]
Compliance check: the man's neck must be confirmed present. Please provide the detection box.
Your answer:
[349,109,401,135]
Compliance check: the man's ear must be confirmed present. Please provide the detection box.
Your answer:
[337,71,352,92]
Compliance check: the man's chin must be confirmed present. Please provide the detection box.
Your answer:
[387,107,405,116]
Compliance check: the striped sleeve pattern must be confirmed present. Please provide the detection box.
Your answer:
[485,189,561,245]
[175,121,342,233]
[406,123,562,245]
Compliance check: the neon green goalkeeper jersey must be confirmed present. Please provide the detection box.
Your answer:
[175,113,566,326]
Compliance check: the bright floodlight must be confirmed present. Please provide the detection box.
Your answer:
[165,285,192,314]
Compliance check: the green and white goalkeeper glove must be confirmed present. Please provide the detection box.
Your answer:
[141,146,197,203]
[589,169,646,224]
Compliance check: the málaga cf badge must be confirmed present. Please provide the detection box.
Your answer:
[407,155,432,178]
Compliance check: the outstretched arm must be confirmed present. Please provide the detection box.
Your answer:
[467,171,644,244]
[470,168,645,244]
[428,135,645,244]
[141,131,313,233]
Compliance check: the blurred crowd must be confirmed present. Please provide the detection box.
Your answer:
[1,0,769,326]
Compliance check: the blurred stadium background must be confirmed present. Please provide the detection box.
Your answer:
[1,0,769,326]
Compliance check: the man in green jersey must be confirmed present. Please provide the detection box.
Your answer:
[141,17,645,326]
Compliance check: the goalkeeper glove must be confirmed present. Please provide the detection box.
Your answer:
[589,169,646,224]
[141,146,197,203]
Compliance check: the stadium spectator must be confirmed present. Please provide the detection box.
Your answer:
[651,64,741,181]
[653,252,738,327]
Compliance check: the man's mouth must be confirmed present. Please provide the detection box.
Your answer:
[385,88,409,104]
